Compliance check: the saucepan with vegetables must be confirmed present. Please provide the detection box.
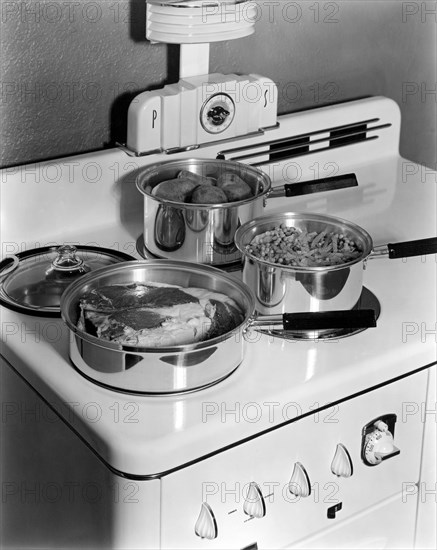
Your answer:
[136,158,272,265]
[235,211,437,314]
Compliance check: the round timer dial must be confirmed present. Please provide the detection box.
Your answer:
[200,93,235,134]
[363,420,400,466]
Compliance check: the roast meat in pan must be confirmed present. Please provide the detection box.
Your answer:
[77,282,244,348]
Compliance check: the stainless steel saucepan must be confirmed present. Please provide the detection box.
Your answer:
[136,158,271,266]
[235,212,437,315]
[60,260,375,394]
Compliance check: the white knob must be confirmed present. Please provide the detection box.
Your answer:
[243,482,266,518]
[364,423,400,466]
[194,503,217,540]
[331,444,353,478]
[289,462,311,497]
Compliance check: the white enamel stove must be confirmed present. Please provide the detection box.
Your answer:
[1,94,436,550]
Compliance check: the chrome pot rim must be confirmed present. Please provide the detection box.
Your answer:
[234,211,374,273]
[60,259,256,353]
[135,158,272,210]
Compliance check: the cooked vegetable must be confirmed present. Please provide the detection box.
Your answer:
[151,170,253,205]
[178,170,216,186]
[246,223,362,267]
[152,178,198,201]
[216,173,253,201]
[191,185,228,204]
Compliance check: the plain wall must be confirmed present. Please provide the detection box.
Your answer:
[1,0,436,169]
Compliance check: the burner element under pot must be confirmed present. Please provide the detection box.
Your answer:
[260,287,381,341]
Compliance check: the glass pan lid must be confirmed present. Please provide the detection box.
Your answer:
[0,245,135,317]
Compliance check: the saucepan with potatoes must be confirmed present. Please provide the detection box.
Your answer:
[136,158,272,265]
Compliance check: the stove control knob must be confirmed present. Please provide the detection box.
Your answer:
[363,420,400,466]
[331,444,353,478]
[243,482,266,518]
[195,503,218,540]
[289,462,311,497]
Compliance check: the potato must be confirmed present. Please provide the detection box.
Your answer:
[191,185,228,204]
[216,173,247,188]
[216,173,253,202]
[178,170,217,186]
[152,178,198,202]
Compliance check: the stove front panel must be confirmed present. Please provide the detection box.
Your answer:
[160,369,428,549]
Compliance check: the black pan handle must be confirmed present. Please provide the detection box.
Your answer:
[283,309,377,331]
[283,173,358,197]
[387,238,437,259]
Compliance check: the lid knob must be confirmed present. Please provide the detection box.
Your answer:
[52,245,85,271]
